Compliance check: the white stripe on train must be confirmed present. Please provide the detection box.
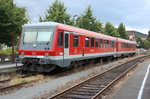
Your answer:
[19,51,136,60]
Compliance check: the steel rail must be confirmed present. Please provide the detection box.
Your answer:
[0,73,36,83]
[48,55,150,99]
[0,79,39,91]
[92,55,150,99]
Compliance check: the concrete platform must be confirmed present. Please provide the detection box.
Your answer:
[113,59,150,99]
[0,63,22,73]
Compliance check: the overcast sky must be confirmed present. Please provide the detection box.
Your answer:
[14,0,150,34]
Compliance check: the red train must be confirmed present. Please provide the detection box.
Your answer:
[18,22,136,72]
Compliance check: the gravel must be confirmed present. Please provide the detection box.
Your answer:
[0,57,137,99]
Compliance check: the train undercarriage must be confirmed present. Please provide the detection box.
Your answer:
[18,53,135,73]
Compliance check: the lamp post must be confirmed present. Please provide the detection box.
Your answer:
[73,15,78,25]
[10,33,15,63]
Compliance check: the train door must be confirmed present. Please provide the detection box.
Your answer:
[63,31,70,66]
[114,41,117,57]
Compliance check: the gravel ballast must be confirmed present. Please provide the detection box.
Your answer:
[0,57,138,99]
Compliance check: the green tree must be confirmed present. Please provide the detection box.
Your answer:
[104,22,120,37]
[118,23,129,39]
[76,6,102,33]
[39,16,43,22]
[39,0,73,25]
[143,40,150,49]
[148,30,150,39]
[0,0,28,46]
[136,36,150,49]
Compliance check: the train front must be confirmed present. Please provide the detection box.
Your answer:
[18,22,56,73]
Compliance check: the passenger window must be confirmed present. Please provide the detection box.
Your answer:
[100,39,103,48]
[96,39,99,48]
[73,35,79,47]
[58,32,63,47]
[65,34,68,48]
[107,40,110,47]
[107,40,109,48]
[85,37,89,47]
[91,38,94,48]
[106,40,109,48]
[104,40,107,48]
[112,41,114,48]
[110,41,112,48]
[122,43,124,48]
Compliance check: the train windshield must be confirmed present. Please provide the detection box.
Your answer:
[23,28,53,43]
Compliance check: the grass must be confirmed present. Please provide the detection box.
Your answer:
[146,50,150,53]
[10,74,44,85]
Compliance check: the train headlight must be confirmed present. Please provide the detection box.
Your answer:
[45,52,49,56]
[32,52,36,55]
[21,52,24,55]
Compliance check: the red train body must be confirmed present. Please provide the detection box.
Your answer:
[18,22,136,72]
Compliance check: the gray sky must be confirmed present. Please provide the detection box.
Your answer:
[14,0,150,34]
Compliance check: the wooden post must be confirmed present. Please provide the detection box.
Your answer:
[11,33,15,63]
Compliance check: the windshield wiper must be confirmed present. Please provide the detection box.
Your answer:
[46,41,49,45]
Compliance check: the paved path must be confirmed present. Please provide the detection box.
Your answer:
[113,59,150,99]
[0,63,22,73]
[0,63,22,69]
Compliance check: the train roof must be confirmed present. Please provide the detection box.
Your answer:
[57,23,117,41]
[117,38,136,44]
[23,21,136,44]
[23,21,59,27]
[23,21,116,41]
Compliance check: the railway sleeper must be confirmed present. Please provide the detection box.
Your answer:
[63,94,92,99]
[86,84,107,88]
[80,87,101,91]
[70,91,96,96]
[75,89,99,93]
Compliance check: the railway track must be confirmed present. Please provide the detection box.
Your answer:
[48,55,150,99]
[0,73,38,92]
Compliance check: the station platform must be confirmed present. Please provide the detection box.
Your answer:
[113,58,150,99]
[0,63,22,73]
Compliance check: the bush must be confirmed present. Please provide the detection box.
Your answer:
[0,47,17,56]
[0,47,17,61]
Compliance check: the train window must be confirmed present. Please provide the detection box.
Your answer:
[65,34,69,48]
[96,39,99,48]
[58,32,63,47]
[106,40,109,48]
[85,37,89,47]
[100,39,103,48]
[112,41,115,48]
[108,40,110,47]
[111,41,113,48]
[73,35,79,47]
[122,43,124,48]
[110,41,113,48]
[104,40,106,48]
[124,43,125,48]
[91,38,95,47]
[103,40,105,48]
[23,31,37,43]
[112,41,114,48]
